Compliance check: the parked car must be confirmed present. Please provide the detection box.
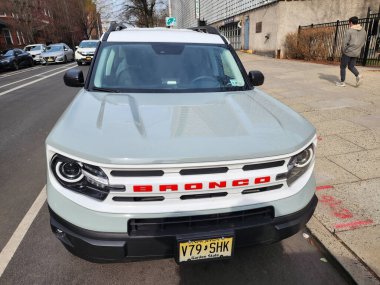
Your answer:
[24,44,47,64]
[47,25,317,263]
[0,48,34,71]
[41,43,74,65]
[75,40,98,65]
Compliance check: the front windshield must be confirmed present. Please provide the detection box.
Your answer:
[91,43,246,92]
[25,45,41,51]
[4,50,14,57]
[46,45,63,52]
[79,41,98,48]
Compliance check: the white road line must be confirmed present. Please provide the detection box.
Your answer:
[0,186,46,277]
[0,66,43,79]
[0,64,76,89]
[0,65,76,97]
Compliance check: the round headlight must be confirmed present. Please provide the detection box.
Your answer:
[294,147,314,168]
[55,161,83,183]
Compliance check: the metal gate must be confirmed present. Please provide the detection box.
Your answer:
[220,22,242,50]
[299,9,380,66]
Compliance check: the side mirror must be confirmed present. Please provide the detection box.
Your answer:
[64,68,84,87]
[248,70,264,86]
[75,46,79,49]
[64,48,68,51]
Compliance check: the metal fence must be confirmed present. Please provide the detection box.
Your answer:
[299,10,380,66]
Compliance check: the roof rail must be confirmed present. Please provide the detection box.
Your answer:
[102,21,127,42]
[189,25,228,45]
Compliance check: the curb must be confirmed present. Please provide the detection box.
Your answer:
[307,216,380,285]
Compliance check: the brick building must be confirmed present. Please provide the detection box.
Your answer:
[0,0,102,52]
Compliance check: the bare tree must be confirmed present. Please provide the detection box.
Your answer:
[123,0,167,27]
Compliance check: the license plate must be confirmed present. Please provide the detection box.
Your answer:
[48,58,54,62]
[178,237,233,263]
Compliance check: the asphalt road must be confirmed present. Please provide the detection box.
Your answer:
[0,63,351,284]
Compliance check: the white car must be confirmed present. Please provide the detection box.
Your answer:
[75,40,98,65]
[24,44,46,63]
[47,24,317,263]
[41,43,74,65]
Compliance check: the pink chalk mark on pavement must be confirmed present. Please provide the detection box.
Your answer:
[335,220,374,229]
[316,185,334,191]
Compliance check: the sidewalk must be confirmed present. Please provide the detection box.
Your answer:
[239,52,380,284]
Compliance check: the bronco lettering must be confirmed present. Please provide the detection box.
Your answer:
[133,176,271,192]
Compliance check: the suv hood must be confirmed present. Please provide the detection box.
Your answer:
[47,89,316,165]
[77,47,96,53]
[42,51,63,57]
[28,50,42,55]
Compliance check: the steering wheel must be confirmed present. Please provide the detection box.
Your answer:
[191,75,220,86]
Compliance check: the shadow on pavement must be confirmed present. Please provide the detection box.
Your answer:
[318,73,340,84]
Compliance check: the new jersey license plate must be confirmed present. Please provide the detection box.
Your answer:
[178,237,233,263]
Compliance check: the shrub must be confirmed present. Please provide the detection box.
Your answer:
[285,27,335,61]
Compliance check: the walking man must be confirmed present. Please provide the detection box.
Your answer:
[336,16,366,87]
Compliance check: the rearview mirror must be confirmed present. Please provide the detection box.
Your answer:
[248,70,264,86]
[64,68,84,87]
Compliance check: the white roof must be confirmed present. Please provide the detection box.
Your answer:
[105,28,225,44]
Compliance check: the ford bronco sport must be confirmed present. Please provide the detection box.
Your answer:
[46,24,317,263]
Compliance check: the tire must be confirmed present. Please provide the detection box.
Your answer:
[12,62,19,70]
[64,56,68,64]
[77,61,82,66]
[29,59,34,67]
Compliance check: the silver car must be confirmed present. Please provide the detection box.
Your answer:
[41,43,74,65]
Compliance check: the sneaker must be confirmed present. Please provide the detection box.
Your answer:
[335,81,346,87]
[356,74,363,86]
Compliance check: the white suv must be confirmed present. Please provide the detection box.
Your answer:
[75,40,98,65]
[47,24,317,263]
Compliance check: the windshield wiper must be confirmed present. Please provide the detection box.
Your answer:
[91,87,120,93]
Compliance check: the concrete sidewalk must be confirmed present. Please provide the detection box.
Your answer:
[239,53,380,285]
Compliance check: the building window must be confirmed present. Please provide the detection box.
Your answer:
[0,12,6,17]
[256,22,262,33]
[3,29,13,45]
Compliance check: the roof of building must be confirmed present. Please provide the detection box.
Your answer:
[105,28,225,44]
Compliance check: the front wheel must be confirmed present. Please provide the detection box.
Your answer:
[12,62,19,70]
[64,56,68,64]
[77,61,82,66]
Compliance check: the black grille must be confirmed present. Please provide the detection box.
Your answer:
[180,167,228,175]
[128,207,274,236]
[243,160,285,171]
[110,170,164,177]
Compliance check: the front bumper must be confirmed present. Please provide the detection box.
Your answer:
[49,194,318,263]
[75,53,94,63]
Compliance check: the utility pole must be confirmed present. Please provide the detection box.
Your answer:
[168,0,172,17]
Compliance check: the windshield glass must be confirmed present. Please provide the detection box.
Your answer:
[46,45,63,52]
[91,43,246,92]
[25,45,41,51]
[79,41,98,48]
[3,50,14,56]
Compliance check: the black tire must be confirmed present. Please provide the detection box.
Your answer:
[12,62,19,70]
[77,61,82,66]
[29,59,34,67]
[64,56,68,64]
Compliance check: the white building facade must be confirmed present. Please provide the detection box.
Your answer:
[171,0,380,58]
